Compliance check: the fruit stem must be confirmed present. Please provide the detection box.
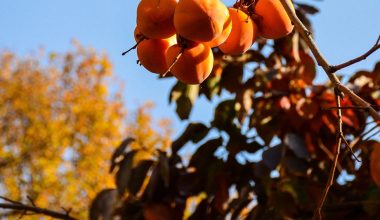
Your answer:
[122,36,146,56]
[161,47,185,77]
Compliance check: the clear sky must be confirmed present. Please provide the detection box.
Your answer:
[0,0,379,134]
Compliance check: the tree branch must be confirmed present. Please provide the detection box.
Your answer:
[330,35,380,73]
[279,0,380,122]
[313,91,343,220]
[0,198,77,220]
[278,1,380,218]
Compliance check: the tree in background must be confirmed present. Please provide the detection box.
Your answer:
[0,44,171,219]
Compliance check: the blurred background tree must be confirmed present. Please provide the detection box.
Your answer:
[0,44,171,219]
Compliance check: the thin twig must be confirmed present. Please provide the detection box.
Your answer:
[26,196,36,207]
[161,47,185,77]
[324,106,370,111]
[330,35,380,73]
[363,130,380,141]
[121,37,145,56]
[279,0,380,122]
[313,90,343,220]
[0,198,77,220]
[0,196,22,205]
[340,134,361,162]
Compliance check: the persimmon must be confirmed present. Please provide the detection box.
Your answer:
[133,27,144,42]
[174,0,230,42]
[206,15,232,48]
[166,42,213,84]
[137,35,176,74]
[136,0,177,39]
[254,0,294,39]
[219,8,257,55]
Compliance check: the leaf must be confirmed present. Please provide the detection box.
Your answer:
[254,161,270,178]
[277,96,291,111]
[189,138,223,168]
[370,142,380,187]
[296,3,319,14]
[159,152,170,188]
[171,123,209,154]
[213,174,229,213]
[284,133,310,159]
[169,81,185,104]
[295,98,319,119]
[89,189,118,220]
[169,82,199,120]
[176,95,193,120]
[284,155,308,176]
[115,151,136,195]
[280,180,310,206]
[143,203,175,220]
[241,140,264,154]
[270,191,297,217]
[298,52,316,84]
[262,145,283,170]
[128,160,154,196]
[236,87,254,124]
[188,199,208,220]
[220,63,244,93]
[201,74,221,100]
[212,100,238,130]
[110,137,135,173]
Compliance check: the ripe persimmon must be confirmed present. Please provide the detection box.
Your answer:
[166,42,213,84]
[137,35,176,74]
[254,0,294,39]
[206,15,232,48]
[174,0,230,42]
[133,27,144,42]
[219,8,257,55]
[136,0,177,39]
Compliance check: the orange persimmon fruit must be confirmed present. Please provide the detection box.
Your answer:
[219,8,257,55]
[137,34,177,74]
[206,12,232,48]
[136,0,177,39]
[166,42,213,84]
[174,0,230,42]
[254,0,294,39]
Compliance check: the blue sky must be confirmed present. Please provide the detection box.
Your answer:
[0,0,379,134]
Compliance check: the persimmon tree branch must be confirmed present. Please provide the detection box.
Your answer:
[313,91,343,220]
[330,35,380,73]
[279,0,380,122]
[0,196,77,220]
[278,1,380,219]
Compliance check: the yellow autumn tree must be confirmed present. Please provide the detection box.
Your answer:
[0,44,171,219]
